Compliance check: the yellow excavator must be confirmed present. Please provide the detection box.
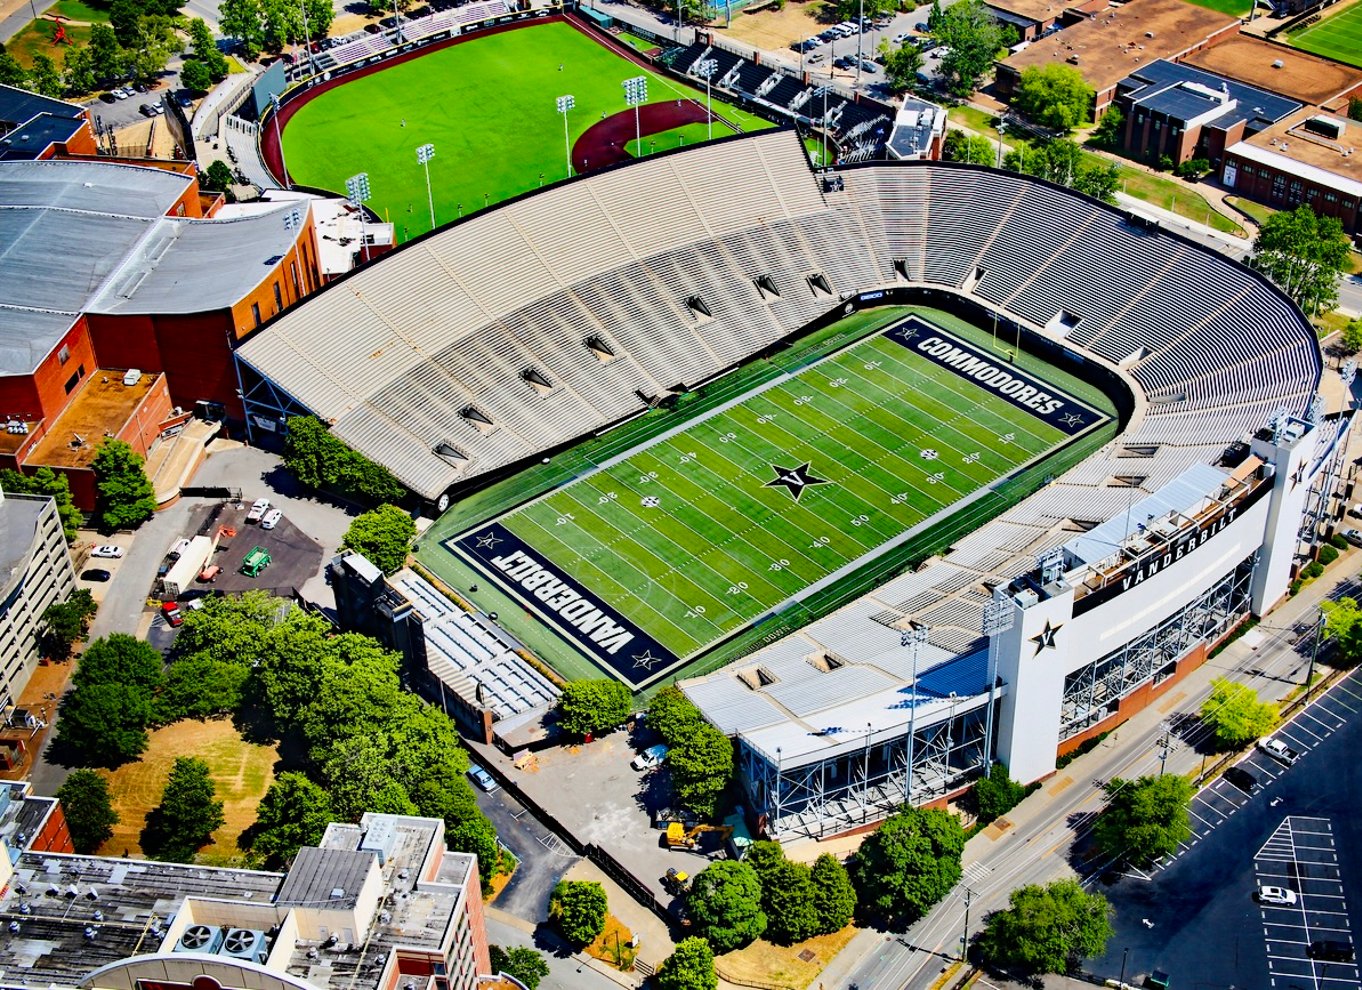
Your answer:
[665,821,734,850]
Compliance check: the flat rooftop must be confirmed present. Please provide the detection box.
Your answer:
[985,0,1082,24]
[1000,0,1240,93]
[1183,35,1362,106]
[1118,59,1301,130]
[25,372,157,470]
[1232,107,1362,197]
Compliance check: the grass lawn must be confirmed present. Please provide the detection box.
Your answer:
[281,20,773,241]
[1181,0,1251,15]
[1114,167,1245,235]
[716,926,859,989]
[49,0,110,21]
[1289,1,1362,66]
[612,29,659,52]
[6,21,91,68]
[98,718,278,864]
[1225,194,1276,227]
[626,121,721,156]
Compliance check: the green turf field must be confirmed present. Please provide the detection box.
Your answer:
[1182,0,1251,17]
[281,21,773,241]
[440,311,1110,686]
[626,122,716,156]
[1289,2,1362,66]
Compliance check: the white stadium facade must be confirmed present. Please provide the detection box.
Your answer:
[236,129,1348,839]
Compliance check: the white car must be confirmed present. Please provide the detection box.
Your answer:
[261,508,283,530]
[1257,736,1300,765]
[1257,885,1298,906]
[631,744,668,771]
[246,497,271,523]
[90,545,124,559]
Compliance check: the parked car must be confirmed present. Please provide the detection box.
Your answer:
[160,600,183,627]
[81,568,111,582]
[860,59,878,72]
[1309,940,1355,962]
[467,764,499,792]
[1342,528,1362,547]
[892,31,910,43]
[99,92,118,104]
[1256,884,1297,906]
[631,743,669,771]
[90,545,124,558]
[1223,765,1259,794]
[138,103,157,117]
[247,497,270,523]
[1257,736,1300,765]
[261,508,283,530]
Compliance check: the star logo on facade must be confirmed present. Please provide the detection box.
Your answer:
[1031,620,1062,656]
[1291,461,1306,491]
[1060,412,1085,429]
[632,650,663,670]
[474,532,502,549]
[765,462,831,501]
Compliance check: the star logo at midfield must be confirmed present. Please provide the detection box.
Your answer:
[633,650,664,671]
[1060,412,1085,429]
[474,532,502,550]
[1031,621,1062,656]
[765,462,830,502]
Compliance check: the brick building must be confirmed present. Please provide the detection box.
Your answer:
[0,85,97,162]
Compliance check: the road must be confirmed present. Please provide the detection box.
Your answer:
[472,781,580,923]
[836,568,1360,990]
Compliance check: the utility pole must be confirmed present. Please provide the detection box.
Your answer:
[1306,607,1325,700]
[1158,720,1172,776]
[1119,946,1129,988]
[959,886,973,961]
[902,623,929,806]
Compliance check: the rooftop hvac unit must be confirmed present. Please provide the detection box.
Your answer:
[175,924,224,954]
[219,928,269,964]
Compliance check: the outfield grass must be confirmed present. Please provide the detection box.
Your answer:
[282,21,773,241]
[626,121,717,156]
[1289,2,1362,66]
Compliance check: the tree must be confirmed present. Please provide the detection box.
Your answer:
[973,762,1027,824]
[763,858,820,944]
[0,467,83,542]
[656,937,717,990]
[28,54,63,97]
[668,722,733,817]
[810,853,857,934]
[549,880,607,947]
[40,589,97,661]
[1201,677,1279,750]
[188,17,229,81]
[341,504,416,575]
[303,0,334,40]
[688,860,767,953]
[556,679,632,737]
[1323,596,1362,666]
[849,806,965,923]
[75,633,164,692]
[91,439,155,531]
[219,0,265,58]
[260,0,303,49]
[1341,319,1362,354]
[934,0,1016,96]
[881,38,925,93]
[57,682,152,765]
[160,655,252,721]
[283,416,407,504]
[1014,63,1094,132]
[0,53,26,88]
[835,0,894,18]
[56,769,119,853]
[89,24,123,82]
[108,0,142,47]
[142,757,226,861]
[200,159,236,195]
[488,946,550,990]
[1091,774,1192,866]
[649,686,703,745]
[1005,139,1118,203]
[62,44,96,96]
[1351,97,1362,122]
[247,771,334,865]
[180,58,212,92]
[1073,159,1120,203]
[976,880,1114,974]
[1089,106,1124,149]
[943,128,995,165]
[1253,204,1352,315]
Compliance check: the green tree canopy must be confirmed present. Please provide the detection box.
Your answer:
[488,946,550,990]
[180,55,212,91]
[1089,106,1124,148]
[56,769,119,853]
[88,24,123,82]
[62,44,96,96]
[75,633,164,692]
[1005,138,1119,203]
[141,756,225,861]
[943,128,996,165]
[849,806,966,923]
[656,936,717,990]
[1014,63,1094,132]
[283,416,406,504]
[341,504,416,575]
[247,771,335,866]
[1341,319,1362,354]
[0,467,82,542]
[763,858,820,944]
[218,0,265,58]
[668,721,733,817]
[1252,204,1352,315]
[91,439,155,531]
[933,0,1016,96]
[57,682,153,765]
[687,860,767,953]
[976,880,1114,974]
[1323,596,1362,666]
[28,54,63,97]
[0,53,27,89]
[1091,774,1192,866]
[556,679,632,737]
[649,685,703,745]
[810,853,857,935]
[40,589,97,662]
[880,39,925,94]
[973,762,1028,824]
[549,880,608,947]
[1201,677,1279,750]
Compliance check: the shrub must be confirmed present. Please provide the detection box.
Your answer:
[1319,544,1339,566]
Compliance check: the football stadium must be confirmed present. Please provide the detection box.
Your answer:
[236,127,1345,837]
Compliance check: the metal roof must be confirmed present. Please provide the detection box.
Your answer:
[0,307,79,377]
[0,159,192,217]
[274,846,377,909]
[1118,59,1300,131]
[0,112,87,160]
[0,84,83,128]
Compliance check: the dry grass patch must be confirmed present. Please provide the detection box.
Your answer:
[97,718,278,864]
[720,0,831,50]
[716,925,858,989]
[584,913,638,971]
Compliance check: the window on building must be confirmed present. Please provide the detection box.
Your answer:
[58,345,70,366]
[290,261,300,299]
[1272,174,1287,202]
[273,281,283,312]
[64,371,79,394]
[1288,179,1304,205]
[1325,191,1339,202]
[252,302,262,327]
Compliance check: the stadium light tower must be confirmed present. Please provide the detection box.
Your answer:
[299,0,314,74]
[269,94,290,190]
[901,622,929,806]
[345,171,371,263]
[556,94,575,178]
[416,143,436,232]
[696,58,718,141]
[623,76,647,157]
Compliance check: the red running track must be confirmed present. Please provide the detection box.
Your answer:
[571,99,715,172]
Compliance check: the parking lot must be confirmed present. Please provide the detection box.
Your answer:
[174,499,326,600]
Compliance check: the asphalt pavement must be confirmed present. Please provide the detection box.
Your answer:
[472,781,580,923]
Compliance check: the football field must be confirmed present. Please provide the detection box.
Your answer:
[446,314,1111,686]
[1288,2,1362,65]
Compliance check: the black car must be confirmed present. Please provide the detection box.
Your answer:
[81,568,112,582]
[1309,940,1355,963]
[98,92,118,104]
[1223,765,1259,794]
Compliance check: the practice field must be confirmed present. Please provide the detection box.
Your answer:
[1288,2,1362,66]
[444,313,1111,687]
[280,20,773,241]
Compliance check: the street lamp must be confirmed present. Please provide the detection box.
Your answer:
[556,94,575,178]
[416,143,435,232]
[696,58,717,141]
[959,885,973,961]
[270,94,290,190]
[345,171,371,262]
[623,76,647,158]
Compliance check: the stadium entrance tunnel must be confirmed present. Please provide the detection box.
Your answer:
[571,100,716,173]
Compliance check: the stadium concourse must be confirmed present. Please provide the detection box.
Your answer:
[235,129,1341,838]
